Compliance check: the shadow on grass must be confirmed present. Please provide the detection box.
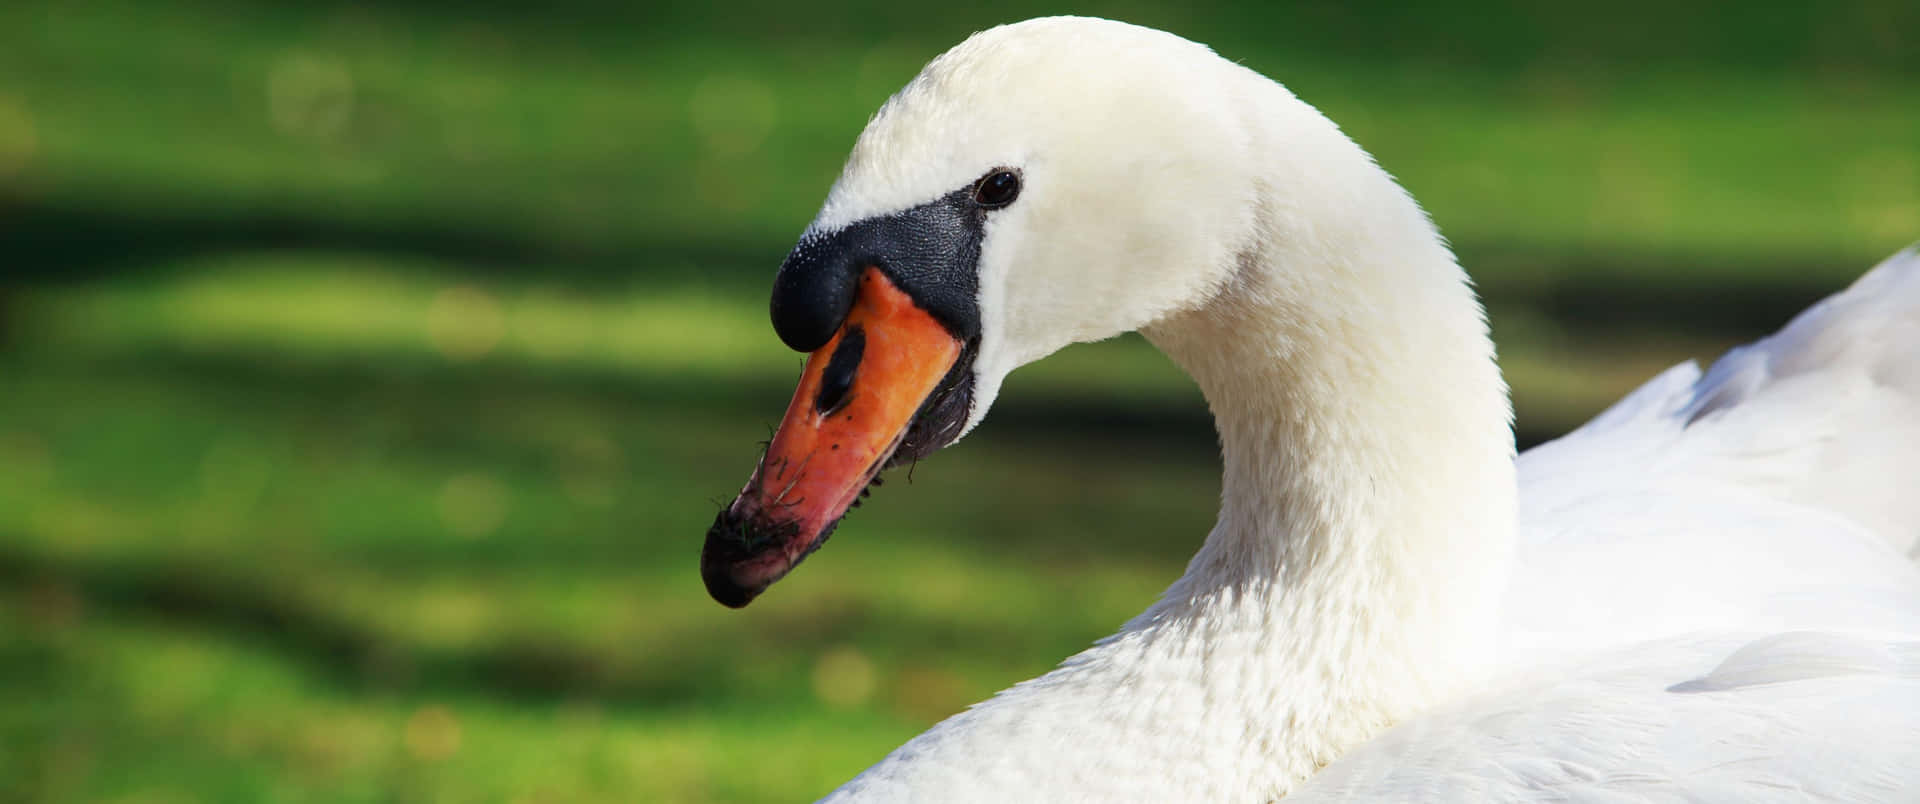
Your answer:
[1472,248,1843,338]
[0,197,781,291]
[1,543,675,700]
[0,537,1093,709]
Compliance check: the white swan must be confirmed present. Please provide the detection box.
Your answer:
[700,17,1920,802]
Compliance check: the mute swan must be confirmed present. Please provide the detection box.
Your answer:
[700,17,1920,802]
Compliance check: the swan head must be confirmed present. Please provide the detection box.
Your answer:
[703,17,1308,607]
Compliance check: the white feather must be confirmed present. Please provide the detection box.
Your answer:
[1295,633,1920,801]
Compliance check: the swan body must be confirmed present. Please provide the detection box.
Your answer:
[716,17,1920,802]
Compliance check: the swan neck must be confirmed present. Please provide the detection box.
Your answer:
[1129,154,1520,784]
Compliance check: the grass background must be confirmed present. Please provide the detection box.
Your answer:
[2,1,1916,801]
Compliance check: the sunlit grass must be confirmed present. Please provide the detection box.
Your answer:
[21,254,787,375]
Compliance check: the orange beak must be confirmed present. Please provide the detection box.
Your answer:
[703,268,966,607]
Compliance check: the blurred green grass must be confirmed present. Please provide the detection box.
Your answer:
[1,1,1916,801]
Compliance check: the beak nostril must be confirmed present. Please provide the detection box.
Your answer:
[814,325,866,415]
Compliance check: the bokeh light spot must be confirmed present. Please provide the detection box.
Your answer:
[403,705,463,761]
[811,644,877,709]
[438,472,509,538]
[427,285,505,361]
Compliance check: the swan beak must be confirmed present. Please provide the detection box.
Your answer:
[703,267,964,607]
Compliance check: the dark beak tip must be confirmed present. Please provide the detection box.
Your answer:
[699,541,767,608]
[702,508,773,608]
[702,564,761,608]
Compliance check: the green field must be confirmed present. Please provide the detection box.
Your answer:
[3,1,1917,801]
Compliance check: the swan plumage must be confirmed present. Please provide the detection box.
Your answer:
[708,16,1920,802]
[1506,250,1920,664]
[1300,248,1920,801]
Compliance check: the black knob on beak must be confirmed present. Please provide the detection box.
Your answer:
[770,235,864,353]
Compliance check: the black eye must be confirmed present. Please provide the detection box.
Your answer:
[973,170,1020,209]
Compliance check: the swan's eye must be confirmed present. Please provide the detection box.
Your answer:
[973,170,1020,209]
